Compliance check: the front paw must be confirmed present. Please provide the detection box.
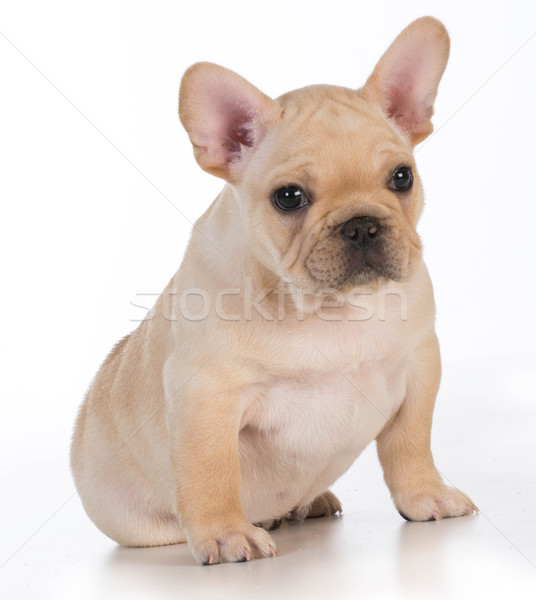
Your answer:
[394,485,478,522]
[188,520,278,565]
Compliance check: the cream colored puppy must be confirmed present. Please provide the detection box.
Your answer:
[71,17,477,565]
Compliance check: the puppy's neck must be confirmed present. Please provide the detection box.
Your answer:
[186,186,274,287]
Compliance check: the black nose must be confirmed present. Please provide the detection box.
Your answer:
[341,216,381,248]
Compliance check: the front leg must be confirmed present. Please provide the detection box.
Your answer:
[376,335,477,521]
[168,372,277,565]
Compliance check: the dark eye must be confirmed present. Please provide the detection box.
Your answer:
[273,186,309,211]
[389,166,413,192]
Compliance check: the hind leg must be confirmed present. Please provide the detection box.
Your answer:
[106,508,186,548]
[305,490,343,518]
[72,450,185,547]
[78,481,187,548]
[289,490,343,522]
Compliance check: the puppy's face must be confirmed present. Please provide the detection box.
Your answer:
[238,86,423,293]
[179,17,449,294]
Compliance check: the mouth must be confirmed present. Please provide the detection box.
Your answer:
[305,257,392,290]
[351,241,405,283]
[345,262,389,287]
[305,239,404,290]
[337,261,394,290]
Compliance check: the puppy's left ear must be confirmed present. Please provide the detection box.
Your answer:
[179,62,281,183]
[361,17,450,145]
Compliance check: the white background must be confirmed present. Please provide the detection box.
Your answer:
[1,1,535,598]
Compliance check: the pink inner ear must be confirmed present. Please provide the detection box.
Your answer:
[207,96,260,169]
[385,80,422,133]
[383,54,433,133]
[222,106,256,158]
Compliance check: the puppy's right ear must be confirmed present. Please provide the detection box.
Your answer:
[179,62,281,183]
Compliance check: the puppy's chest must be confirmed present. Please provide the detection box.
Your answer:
[241,358,407,459]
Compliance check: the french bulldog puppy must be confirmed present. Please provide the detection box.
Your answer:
[71,16,477,565]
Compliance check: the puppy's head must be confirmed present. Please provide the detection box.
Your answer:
[179,17,449,293]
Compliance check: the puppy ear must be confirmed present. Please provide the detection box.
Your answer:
[179,62,281,182]
[361,17,450,145]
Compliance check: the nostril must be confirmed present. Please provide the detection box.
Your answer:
[345,225,359,240]
[342,217,381,245]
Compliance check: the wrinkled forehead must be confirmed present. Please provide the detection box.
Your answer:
[254,85,413,194]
